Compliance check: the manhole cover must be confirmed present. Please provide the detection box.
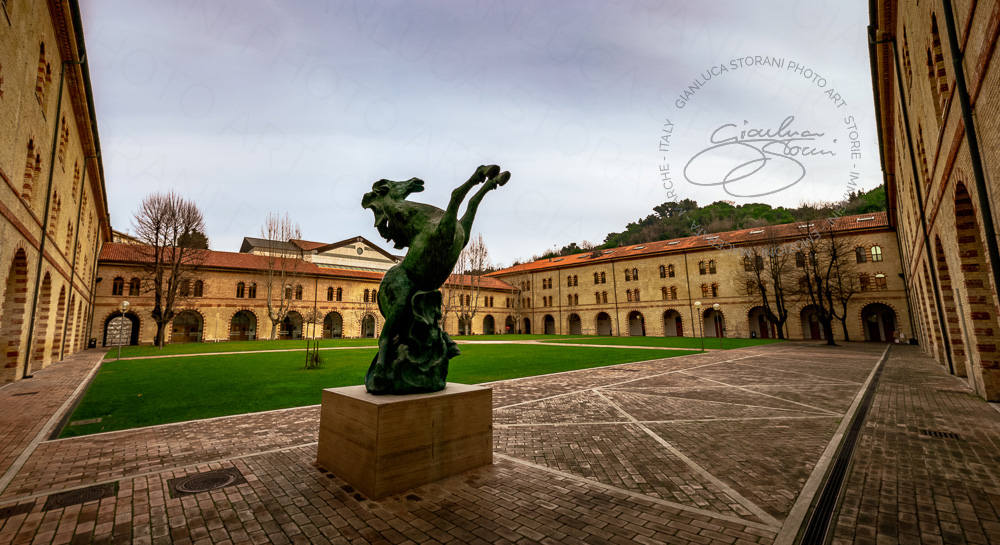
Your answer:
[168,468,246,498]
[43,483,117,510]
[0,502,34,519]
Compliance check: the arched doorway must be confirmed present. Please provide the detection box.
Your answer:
[628,311,645,336]
[2,250,29,378]
[505,315,516,334]
[703,309,725,337]
[323,312,343,338]
[483,315,495,335]
[543,314,555,335]
[523,317,532,335]
[30,273,52,371]
[51,287,66,360]
[596,312,612,336]
[171,311,203,343]
[800,305,824,340]
[748,307,776,339]
[282,311,303,339]
[230,311,257,341]
[103,312,140,347]
[361,314,376,338]
[663,310,682,337]
[861,303,897,342]
[567,314,582,335]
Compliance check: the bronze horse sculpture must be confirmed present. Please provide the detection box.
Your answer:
[361,165,510,394]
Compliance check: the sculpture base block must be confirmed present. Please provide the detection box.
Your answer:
[317,383,493,499]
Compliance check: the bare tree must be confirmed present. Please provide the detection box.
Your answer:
[737,229,797,339]
[131,191,206,349]
[452,234,491,335]
[501,270,531,334]
[798,226,854,346]
[260,213,302,340]
[827,233,861,341]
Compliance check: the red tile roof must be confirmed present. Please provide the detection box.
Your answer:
[290,239,328,252]
[489,212,890,276]
[99,243,515,290]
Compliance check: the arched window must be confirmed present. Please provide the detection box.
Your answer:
[795,252,805,268]
[23,139,37,203]
[701,283,709,297]
[743,257,753,272]
[112,277,124,296]
[506,297,511,308]
[661,287,669,300]
[698,261,706,275]
[874,273,887,291]
[600,272,607,284]
[236,282,245,298]
[624,269,632,281]
[659,265,666,278]
[128,277,140,297]
[601,291,608,303]
[626,289,633,302]
[327,287,334,301]
[573,294,579,305]
[248,282,257,298]
[179,280,190,297]
[711,283,719,297]
[568,294,573,305]
[799,276,809,290]
[334,287,342,301]
[855,246,866,263]
[746,281,757,295]
[859,273,870,291]
[670,286,678,300]
[871,245,883,262]
[708,260,717,274]
[632,268,639,280]
[567,276,572,287]
[634,288,640,302]
[928,16,950,119]
[594,272,600,284]
[573,275,578,286]
[194,280,204,297]
[755,256,764,271]
[364,289,370,302]
[667,264,675,278]
[295,285,303,300]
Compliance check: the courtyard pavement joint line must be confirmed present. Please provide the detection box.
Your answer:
[494,414,840,428]
[772,344,891,545]
[593,388,784,528]
[494,453,779,533]
[676,371,840,415]
[495,350,787,410]
[0,355,105,496]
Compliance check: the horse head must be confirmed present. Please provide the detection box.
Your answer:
[362,177,425,248]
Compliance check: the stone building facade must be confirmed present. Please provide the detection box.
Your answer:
[871,1,1000,400]
[0,0,112,383]
[490,213,910,343]
[91,239,516,345]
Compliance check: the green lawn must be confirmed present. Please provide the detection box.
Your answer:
[65,344,697,437]
[106,338,379,359]
[540,336,786,349]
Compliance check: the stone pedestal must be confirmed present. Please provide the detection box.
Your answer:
[317,383,492,499]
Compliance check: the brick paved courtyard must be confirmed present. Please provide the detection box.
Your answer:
[1,342,999,544]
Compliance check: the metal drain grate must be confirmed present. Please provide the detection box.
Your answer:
[0,502,34,520]
[43,483,117,510]
[11,391,39,397]
[920,429,961,440]
[168,467,246,498]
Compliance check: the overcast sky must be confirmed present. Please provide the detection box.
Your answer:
[81,1,881,266]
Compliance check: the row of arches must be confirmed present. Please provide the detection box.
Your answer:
[1,249,90,380]
[102,309,381,346]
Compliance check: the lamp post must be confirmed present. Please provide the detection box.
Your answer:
[694,301,704,352]
[713,303,721,350]
[117,300,130,360]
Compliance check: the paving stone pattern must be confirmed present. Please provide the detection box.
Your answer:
[0,341,962,545]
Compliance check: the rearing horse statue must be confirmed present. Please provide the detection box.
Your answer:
[361,165,510,394]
